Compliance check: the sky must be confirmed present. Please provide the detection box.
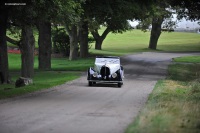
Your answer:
[129,17,200,29]
[176,19,199,29]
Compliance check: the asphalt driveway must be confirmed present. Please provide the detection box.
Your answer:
[0,52,199,133]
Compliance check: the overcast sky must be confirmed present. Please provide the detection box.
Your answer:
[176,19,199,29]
[129,17,200,29]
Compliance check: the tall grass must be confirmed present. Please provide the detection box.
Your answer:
[126,59,200,133]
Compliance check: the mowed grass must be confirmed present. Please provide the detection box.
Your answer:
[8,53,94,71]
[3,28,200,99]
[173,55,200,63]
[126,57,200,133]
[158,32,200,52]
[90,29,200,55]
[0,54,94,99]
[0,71,79,99]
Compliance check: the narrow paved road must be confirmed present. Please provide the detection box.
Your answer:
[0,52,198,133]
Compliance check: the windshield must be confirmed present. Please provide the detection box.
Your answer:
[95,58,120,64]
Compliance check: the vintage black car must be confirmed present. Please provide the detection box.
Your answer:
[87,56,124,87]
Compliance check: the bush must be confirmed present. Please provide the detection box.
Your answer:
[52,28,70,56]
[52,28,95,57]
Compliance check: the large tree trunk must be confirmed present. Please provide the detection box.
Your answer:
[91,27,110,50]
[20,26,35,78]
[37,21,52,70]
[0,10,9,84]
[79,21,89,58]
[149,17,164,50]
[66,25,79,60]
[95,38,103,50]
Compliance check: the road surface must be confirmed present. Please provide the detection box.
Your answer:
[0,52,198,133]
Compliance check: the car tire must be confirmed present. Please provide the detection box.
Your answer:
[88,81,92,86]
[118,83,122,88]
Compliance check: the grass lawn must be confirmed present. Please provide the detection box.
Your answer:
[0,54,94,99]
[0,71,79,99]
[2,28,200,99]
[173,56,200,63]
[8,53,94,71]
[90,29,200,56]
[126,56,200,133]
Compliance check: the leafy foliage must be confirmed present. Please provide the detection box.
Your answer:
[7,26,21,41]
[170,0,200,20]
[54,0,84,26]
[52,28,70,56]
[86,0,141,33]
[52,27,95,56]
[139,0,176,31]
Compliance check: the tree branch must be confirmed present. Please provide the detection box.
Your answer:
[91,29,100,40]
[6,36,20,46]
[101,27,110,40]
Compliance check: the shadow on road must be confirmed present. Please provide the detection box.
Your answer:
[121,55,171,81]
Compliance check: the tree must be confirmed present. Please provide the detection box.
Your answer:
[140,1,175,50]
[37,21,52,70]
[34,0,55,70]
[52,27,70,56]
[170,0,200,20]
[55,0,84,60]
[79,18,89,58]
[9,1,36,79]
[20,25,35,78]
[66,25,79,60]
[86,0,148,50]
[0,6,9,84]
[91,28,110,50]
[7,0,59,76]
[149,16,164,49]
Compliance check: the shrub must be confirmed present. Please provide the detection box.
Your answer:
[52,28,70,56]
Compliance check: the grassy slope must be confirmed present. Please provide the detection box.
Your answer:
[90,30,200,55]
[126,57,200,133]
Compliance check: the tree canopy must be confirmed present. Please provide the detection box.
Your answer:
[1,0,199,84]
[84,0,152,50]
[170,0,200,20]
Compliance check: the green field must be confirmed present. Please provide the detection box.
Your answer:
[0,71,79,99]
[2,29,200,99]
[173,55,200,63]
[8,53,94,71]
[90,30,200,55]
[7,28,200,55]
[1,54,94,99]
